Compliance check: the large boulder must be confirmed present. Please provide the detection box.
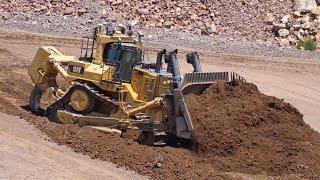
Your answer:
[264,13,276,25]
[311,7,320,17]
[278,29,290,37]
[64,7,75,15]
[137,8,150,15]
[278,38,290,47]
[273,22,286,31]
[294,31,305,41]
[294,0,317,12]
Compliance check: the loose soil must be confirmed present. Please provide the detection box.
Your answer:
[186,81,320,178]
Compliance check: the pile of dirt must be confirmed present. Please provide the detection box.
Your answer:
[185,80,320,177]
[0,0,293,38]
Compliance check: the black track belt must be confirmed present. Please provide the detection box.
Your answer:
[45,83,118,121]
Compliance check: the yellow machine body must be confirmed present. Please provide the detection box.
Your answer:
[28,24,245,145]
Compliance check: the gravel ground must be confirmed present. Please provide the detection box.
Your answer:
[1,12,320,61]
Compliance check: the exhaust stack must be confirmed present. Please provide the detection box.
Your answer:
[165,49,181,88]
[186,52,202,72]
[155,49,166,73]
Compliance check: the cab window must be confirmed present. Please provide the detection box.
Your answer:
[103,43,118,65]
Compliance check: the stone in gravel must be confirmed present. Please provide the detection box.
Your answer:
[112,0,122,5]
[175,7,181,14]
[302,21,313,30]
[155,22,163,27]
[155,162,162,168]
[293,24,302,31]
[2,12,12,20]
[293,11,302,18]
[194,29,202,35]
[299,28,306,35]
[309,29,317,35]
[280,15,291,24]
[64,7,75,15]
[288,36,297,45]
[301,15,311,24]
[128,20,138,26]
[163,21,173,29]
[190,14,198,21]
[40,5,47,11]
[289,27,295,35]
[294,0,317,12]
[137,9,150,15]
[278,38,290,47]
[314,18,320,26]
[316,33,320,41]
[78,9,87,16]
[264,13,276,25]
[278,29,290,37]
[273,23,286,31]
[207,23,217,34]
[147,22,156,27]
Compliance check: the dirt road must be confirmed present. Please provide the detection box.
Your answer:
[0,113,146,180]
[0,29,319,179]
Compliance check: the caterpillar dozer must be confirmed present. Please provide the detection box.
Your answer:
[28,24,245,145]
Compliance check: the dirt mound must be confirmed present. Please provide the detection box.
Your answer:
[185,81,320,177]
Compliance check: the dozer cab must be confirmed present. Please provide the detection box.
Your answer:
[28,24,245,145]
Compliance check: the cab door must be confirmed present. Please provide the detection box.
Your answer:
[113,48,136,82]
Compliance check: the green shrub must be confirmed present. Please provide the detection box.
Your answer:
[304,39,317,51]
[297,39,317,51]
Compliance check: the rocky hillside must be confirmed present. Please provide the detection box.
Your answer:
[2,0,320,50]
[1,0,293,39]
[269,0,320,49]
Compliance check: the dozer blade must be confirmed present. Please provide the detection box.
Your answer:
[181,71,245,89]
[172,72,246,140]
[180,71,246,101]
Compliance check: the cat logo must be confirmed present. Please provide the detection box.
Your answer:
[69,65,84,74]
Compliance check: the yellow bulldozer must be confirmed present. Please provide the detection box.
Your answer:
[28,24,245,145]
